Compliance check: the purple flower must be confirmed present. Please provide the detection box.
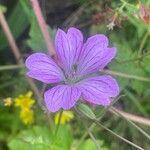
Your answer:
[25,27,119,112]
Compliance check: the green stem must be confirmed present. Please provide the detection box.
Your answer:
[77,109,144,150]
[120,0,135,8]
[76,95,122,149]
[119,52,150,63]
[101,69,150,82]
[124,89,148,117]
[54,110,63,137]
[110,107,150,140]
[138,31,149,57]
[84,123,101,150]
[0,65,24,71]
[94,121,144,150]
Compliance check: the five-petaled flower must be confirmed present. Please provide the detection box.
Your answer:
[25,27,119,112]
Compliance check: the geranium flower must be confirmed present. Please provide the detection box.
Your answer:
[25,27,119,112]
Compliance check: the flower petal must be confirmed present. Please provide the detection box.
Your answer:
[44,85,81,112]
[55,27,83,73]
[77,75,119,106]
[25,53,64,83]
[77,35,116,75]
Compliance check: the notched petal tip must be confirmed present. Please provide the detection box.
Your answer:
[56,28,66,37]
[67,27,82,34]
[88,34,109,47]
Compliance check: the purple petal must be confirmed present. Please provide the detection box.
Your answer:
[25,53,64,83]
[55,27,83,73]
[77,34,116,75]
[44,85,81,112]
[77,75,119,106]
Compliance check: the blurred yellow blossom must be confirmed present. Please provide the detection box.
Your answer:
[20,109,34,125]
[15,91,35,110]
[15,91,35,125]
[54,111,74,125]
[3,97,13,107]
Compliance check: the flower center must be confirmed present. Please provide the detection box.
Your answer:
[64,64,80,84]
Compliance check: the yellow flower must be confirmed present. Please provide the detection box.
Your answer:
[54,111,74,125]
[15,91,35,110]
[15,91,35,125]
[20,109,34,125]
[3,97,13,107]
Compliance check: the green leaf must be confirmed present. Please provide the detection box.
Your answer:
[78,139,108,150]
[76,103,96,120]
[8,125,73,150]
[110,59,149,94]
[20,0,56,52]
[109,34,150,94]
[51,125,73,150]
[8,126,52,150]
[27,20,56,52]
[0,1,29,50]
[142,55,150,72]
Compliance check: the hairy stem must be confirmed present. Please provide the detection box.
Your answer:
[30,0,55,55]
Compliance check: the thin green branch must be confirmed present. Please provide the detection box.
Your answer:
[54,110,63,137]
[0,65,24,71]
[84,124,101,150]
[101,69,150,82]
[118,52,150,63]
[124,89,148,117]
[138,31,149,57]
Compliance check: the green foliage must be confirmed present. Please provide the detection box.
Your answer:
[19,0,56,52]
[8,126,52,150]
[27,21,56,52]
[8,125,73,150]
[109,33,150,94]
[0,5,7,13]
[76,103,96,119]
[0,1,29,50]
[78,139,108,150]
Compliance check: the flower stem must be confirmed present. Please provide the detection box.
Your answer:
[110,107,150,140]
[138,31,149,57]
[0,12,23,64]
[30,0,55,55]
[54,110,63,137]
[0,65,24,71]
[101,69,150,82]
